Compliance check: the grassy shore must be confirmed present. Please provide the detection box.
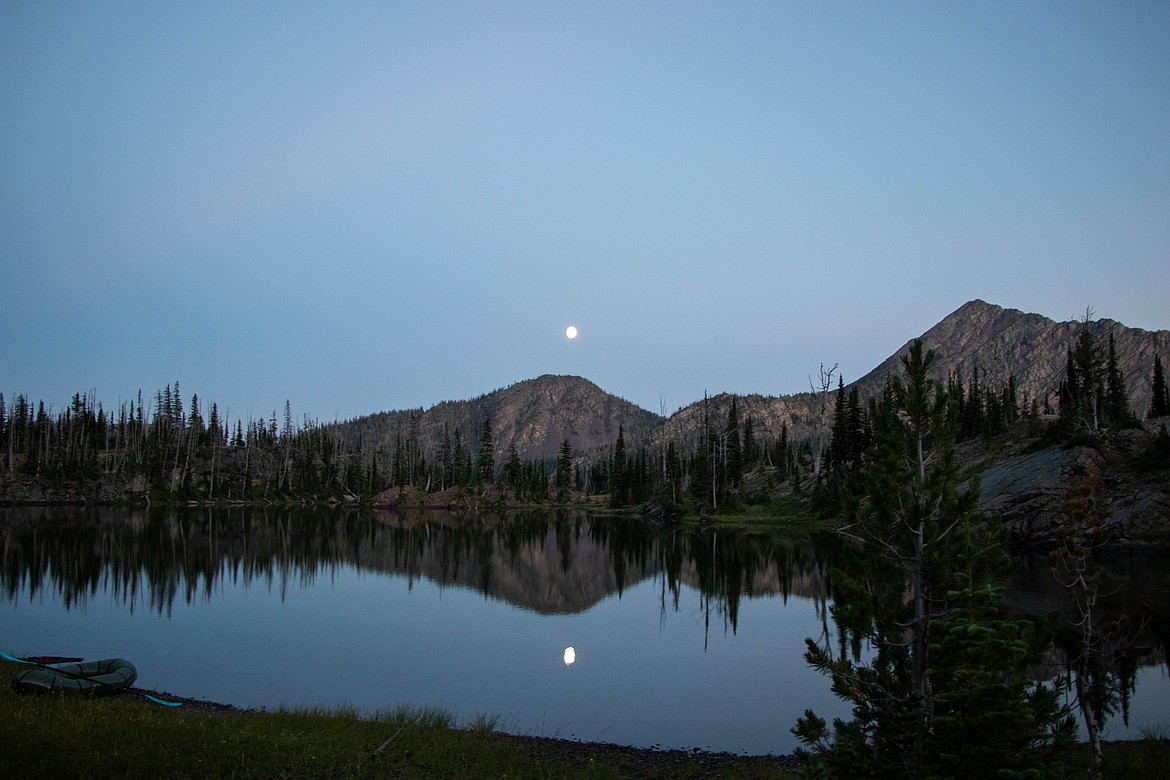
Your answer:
[5,661,1169,779]
[1,661,798,779]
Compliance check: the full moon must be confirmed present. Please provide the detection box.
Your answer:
[565,326,578,339]
[563,646,576,665]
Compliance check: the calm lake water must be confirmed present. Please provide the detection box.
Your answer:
[2,506,1167,755]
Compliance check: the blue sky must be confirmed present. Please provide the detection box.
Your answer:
[3,2,1168,423]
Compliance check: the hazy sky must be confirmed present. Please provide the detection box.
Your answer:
[3,2,1168,422]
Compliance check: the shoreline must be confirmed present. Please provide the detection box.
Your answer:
[132,685,803,773]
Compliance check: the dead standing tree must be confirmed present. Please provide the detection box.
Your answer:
[808,362,838,482]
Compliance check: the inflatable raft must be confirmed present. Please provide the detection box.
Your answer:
[12,657,138,697]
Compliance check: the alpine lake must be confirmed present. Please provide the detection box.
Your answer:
[2,506,1168,755]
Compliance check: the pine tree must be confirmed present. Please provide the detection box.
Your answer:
[726,397,743,488]
[207,403,223,446]
[477,418,494,485]
[188,394,205,442]
[742,415,757,469]
[503,443,522,496]
[794,340,1070,777]
[610,424,628,507]
[1152,354,1170,418]
[0,393,7,469]
[828,376,848,471]
[1104,333,1134,428]
[555,438,573,496]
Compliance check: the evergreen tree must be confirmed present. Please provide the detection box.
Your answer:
[1065,325,1103,431]
[555,438,573,497]
[477,417,494,485]
[188,394,205,442]
[1104,333,1134,427]
[610,424,628,507]
[794,340,1070,777]
[726,397,743,488]
[742,414,757,469]
[1151,354,1170,418]
[0,393,7,464]
[206,403,223,446]
[774,423,789,481]
[689,396,713,506]
[828,376,848,471]
[503,443,523,496]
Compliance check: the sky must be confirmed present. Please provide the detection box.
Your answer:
[3,2,1168,424]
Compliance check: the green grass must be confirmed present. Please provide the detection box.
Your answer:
[684,498,829,534]
[7,661,1167,779]
[1,661,797,779]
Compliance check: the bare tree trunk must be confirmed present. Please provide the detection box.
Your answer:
[1075,655,1104,780]
[808,363,838,480]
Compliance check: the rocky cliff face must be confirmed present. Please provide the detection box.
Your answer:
[971,424,1170,549]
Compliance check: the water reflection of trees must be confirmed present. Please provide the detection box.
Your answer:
[4,508,1165,698]
[1008,550,1169,748]
[1,508,838,628]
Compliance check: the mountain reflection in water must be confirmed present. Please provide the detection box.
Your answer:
[2,506,1167,754]
[1,507,834,622]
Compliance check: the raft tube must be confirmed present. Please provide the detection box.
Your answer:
[12,657,137,697]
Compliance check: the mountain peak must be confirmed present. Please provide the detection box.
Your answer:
[337,301,1168,464]
[857,300,1169,415]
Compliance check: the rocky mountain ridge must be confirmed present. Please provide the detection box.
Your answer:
[334,300,1169,463]
[332,374,662,465]
[854,299,1170,416]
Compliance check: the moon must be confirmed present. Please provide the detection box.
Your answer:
[565,326,578,340]
[563,646,576,665]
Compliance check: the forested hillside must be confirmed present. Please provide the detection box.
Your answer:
[2,301,1168,525]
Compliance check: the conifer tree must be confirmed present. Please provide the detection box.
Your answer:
[503,443,522,496]
[555,438,573,497]
[726,397,743,488]
[477,417,494,485]
[690,396,713,505]
[1151,354,1170,418]
[794,340,1070,777]
[610,424,628,507]
[1103,333,1134,428]
[742,414,757,468]
[0,393,7,468]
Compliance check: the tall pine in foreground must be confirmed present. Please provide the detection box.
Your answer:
[793,340,1071,778]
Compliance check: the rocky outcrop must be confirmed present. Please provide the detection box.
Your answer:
[976,423,1170,549]
[978,445,1100,547]
[0,471,150,505]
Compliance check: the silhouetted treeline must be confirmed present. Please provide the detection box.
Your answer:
[2,322,1162,507]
